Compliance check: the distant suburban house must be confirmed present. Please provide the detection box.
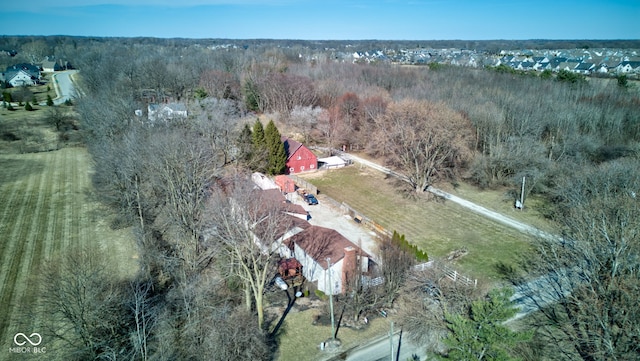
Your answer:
[147,102,188,122]
[41,60,62,72]
[283,225,371,295]
[2,63,41,87]
[282,137,317,174]
[574,62,596,74]
[615,61,640,74]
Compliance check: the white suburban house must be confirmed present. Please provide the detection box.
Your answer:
[283,225,370,295]
[2,63,41,87]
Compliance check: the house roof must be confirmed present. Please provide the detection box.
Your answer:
[318,156,346,167]
[6,63,40,75]
[252,172,279,190]
[259,188,307,215]
[281,136,305,160]
[286,225,367,270]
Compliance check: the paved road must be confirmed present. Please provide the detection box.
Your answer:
[50,70,79,105]
[323,329,424,361]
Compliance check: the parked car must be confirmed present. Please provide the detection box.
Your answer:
[304,194,319,205]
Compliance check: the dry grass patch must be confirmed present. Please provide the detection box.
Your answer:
[275,308,389,361]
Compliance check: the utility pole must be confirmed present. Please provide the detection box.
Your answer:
[327,258,336,340]
[389,321,394,361]
[520,176,526,211]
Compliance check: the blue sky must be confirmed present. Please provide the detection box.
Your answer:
[2,0,639,40]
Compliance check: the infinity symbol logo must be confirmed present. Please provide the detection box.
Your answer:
[13,333,42,346]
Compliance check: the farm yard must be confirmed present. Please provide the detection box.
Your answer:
[299,165,542,282]
[0,147,137,359]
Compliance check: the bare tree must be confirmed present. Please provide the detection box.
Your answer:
[377,233,416,305]
[199,69,241,100]
[518,160,640,361]
[289,105,322,144]
[39,247,130,359]
[372,99,474,192]
[207,178,294,329]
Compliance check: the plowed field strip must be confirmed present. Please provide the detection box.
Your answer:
[6,151,51,334]
[0,159,39,343]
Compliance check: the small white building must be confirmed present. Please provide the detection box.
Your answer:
[318,156,347,170]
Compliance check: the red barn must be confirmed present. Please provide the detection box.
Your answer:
[282,137,317,174]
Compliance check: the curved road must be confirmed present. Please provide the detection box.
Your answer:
[50,70,80,105]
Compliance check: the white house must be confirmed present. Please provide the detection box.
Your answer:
[283,225,370,295]
[2,63,41,87]
[42,60,62,72]
[615,61,640,74]
[147,102,188,122]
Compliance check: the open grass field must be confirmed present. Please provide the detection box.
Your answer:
[0,147,137,360]
[299,166,548,282]
[0,102,63,154]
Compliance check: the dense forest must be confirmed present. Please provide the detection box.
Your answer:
[2,36,639,360]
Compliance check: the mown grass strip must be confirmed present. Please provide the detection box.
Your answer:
[0,158,40,343]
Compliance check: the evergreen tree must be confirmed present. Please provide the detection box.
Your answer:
[264,120,287,175]
[25,101,33,111]
[244,80,260,112]
[46,94,54,106]
[251,119,268,173]
[237,123,254,164]
[252,119,266,148]
[439,288,531,361]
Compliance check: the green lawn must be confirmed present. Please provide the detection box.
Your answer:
[300,166,541,282]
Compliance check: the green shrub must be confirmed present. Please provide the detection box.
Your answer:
[392,230,429,262]
[25,101,33,111]
[314,289,327,300]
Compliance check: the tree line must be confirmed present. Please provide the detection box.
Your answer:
[11,36,639,360]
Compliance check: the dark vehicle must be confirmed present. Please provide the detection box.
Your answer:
[304,194,319,205]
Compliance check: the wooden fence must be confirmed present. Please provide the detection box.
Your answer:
[288,174,318,195]
[365,261,477,288]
